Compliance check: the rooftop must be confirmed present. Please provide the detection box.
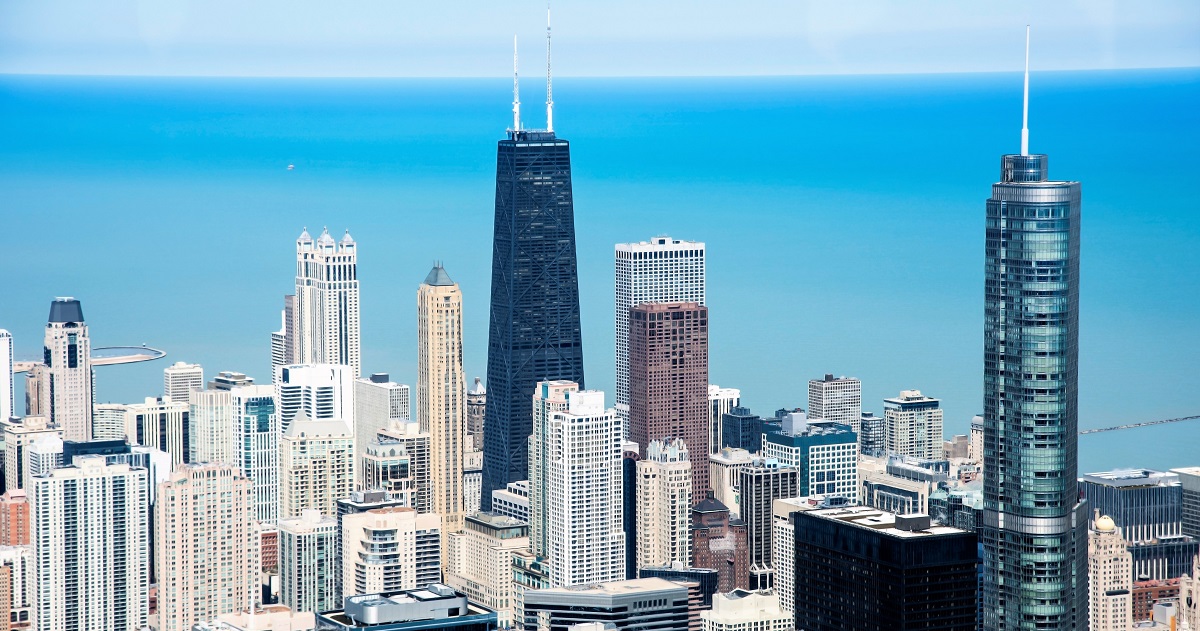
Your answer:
[1081,469,1180,487]
[48,297,84,323]
[800,506,969,539]
[422,264,455,287]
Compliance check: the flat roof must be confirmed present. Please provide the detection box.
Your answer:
[800,506,969,539]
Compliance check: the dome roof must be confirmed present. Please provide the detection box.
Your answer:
[1096,515,1116,532]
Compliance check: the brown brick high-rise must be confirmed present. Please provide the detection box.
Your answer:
[629,301,709,504]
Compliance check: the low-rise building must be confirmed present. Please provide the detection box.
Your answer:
[521,578,690,631]
[316,584,497,631]
[700,590,791,631]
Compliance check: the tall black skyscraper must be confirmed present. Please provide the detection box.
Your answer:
[980,29,1088,630]
[481,18,585,509]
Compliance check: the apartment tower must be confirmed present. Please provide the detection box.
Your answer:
[42,298,93,441]
[294,228,360,377]
[635,438,693,571]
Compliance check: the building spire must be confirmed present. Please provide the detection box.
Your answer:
[1021,25,1030,156]
[513,35,521,131]
[545,1,554,133]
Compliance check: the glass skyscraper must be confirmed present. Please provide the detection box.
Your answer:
[481,128,585,509]
[979,151,1088,629]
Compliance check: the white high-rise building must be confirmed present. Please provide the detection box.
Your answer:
[294,228,360,378]
[280,412,354,519]
[274,364,354,434]
[3,416,63,493]
[808,374,862,431]
[271,307,287,378]
[529,380,577,557]
[635,438,692,570]
[1088,515,1132,631]
[708,385,740,455]
[0,545,34,628]
[125,396,191,467]
[544,389,625,587]
[231,384,280,525]
[614,236,705,431]
[25,434,63,490]
[416,266,466,542]
[43,298,93,442]
[883,390,944,460]
[701,590,792,631]
[155,463,259,631]
[0,330,12,422]
[164,361,204,405]
[354,374,410,467]
[92,402,130,441]
[32,456,148,631]
[710,447,754,518]
[341,507,442,597]
[279,509,339,615]
[189,388,235,465]
[491,480,530,524]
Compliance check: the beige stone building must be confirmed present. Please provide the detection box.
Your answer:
[635,438,693,570]
[1089,514,1132,631]
[341,507,441,598]
[444,512,529,627]
[279,412,354,519]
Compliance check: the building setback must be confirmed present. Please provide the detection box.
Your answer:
[793,507,977,631]
[629,302,710,503]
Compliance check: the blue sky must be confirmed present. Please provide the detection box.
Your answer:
[2,1,1197,77]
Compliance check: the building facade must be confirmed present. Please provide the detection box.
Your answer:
[278,510,339,615]
[32,457,148,631]
[0,330,11,423]
[3,417,62,493]
[280,413,354,519]
[92,403,129,441]
[490,480,529,524]
[417,265,467,543]
[188,388,235,465]
[230,384,280,525]
[709,447,752,519]
[1088,515,1132,631]
[466,378,486,437]
[760,414,858,500]
[164,362,203,405]
[707,386,739,457]
[41,298,93,442]
[808,374,862,431]
[629,302,709,503]
[528,380,576,558]
[738,459,798,590]
[883,390,944,460]
[444,512,529,628]
[614,236,706,431]
[690,495,748,593]
[521,578,690,631]
[340,507,442,598]
[482,126,586,510]
[0,545,33,630]
[636,438,693,571]
[1172,466,1200,540]
[368,422,431,513]
[273,364,354,435]
[0,491,29,546]
[126,396,191,468]
[354,374,410,465]
[294,228,360,377]
[980,146,1088,629]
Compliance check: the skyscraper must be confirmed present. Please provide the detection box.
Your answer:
[481,23,586,507]
[42,298,93,441]
[188,388,234,465]
[271,295,295,381]
[231,384,280,525]
[980,29,1088,630]
[92,402,129,441]
[273,363,354,434]
[340,507,442,597]
[126,396,191,468]
[707,385,739,456]
[466,377,486,437]
[630,302,710,503]
[528,379,576,558]
[417,265,466,540]
[635,438,693,571]
[807,374,861,430]
[278,509,340,615]
[615,236,706,429]
[163,361,203,405]
[739,459,798,590]
[32,456,148,630]
[154,463,259,631]
[1089,515,1132,631]
[279,411,355,519]
[354,373,410,465]
[0,330,12,423]
[883,390,944,460]
[294,228,360,377]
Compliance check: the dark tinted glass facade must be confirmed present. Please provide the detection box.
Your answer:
[481,130,585,509]
[980,154,1088,629]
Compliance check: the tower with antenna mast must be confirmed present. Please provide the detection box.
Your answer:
[980,26,1089,630]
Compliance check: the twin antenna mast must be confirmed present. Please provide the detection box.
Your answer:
[512,2,554,133]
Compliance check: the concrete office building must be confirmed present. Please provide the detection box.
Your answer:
[341,507,442,598]
[280,412,354,519]
[883,390,944,460]
[709,447,752,519]
[126,396,191,467]
[445,512,529,628]
[615,236,705,435]
[490,480,530,524]
[40,298,94,441]
[2,417,62,493]
[521,578,691,631]
[760,412,858,500]
[707,385,739,456]
[92,402,129,441]
[279,510,340,615]
[543,390,625,587]
[690,495,749,593]
[1089,515,1133,631]
[629,302,709,503]
[164,361,203,405]
[32,457,148,630]
[636,438,693,571]
[155,463,259,631]
[417,265,467,543]
[294,228,360,377]
[808,374,862,432]
[274,364,354,434]
[793,507,977,630]
[701,590,791,631]
[317,584,497,631]
[738,459,798,590]
[354,374,410,464]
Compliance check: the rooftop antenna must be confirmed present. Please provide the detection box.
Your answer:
[513,35,521,131]
[545,1,554,133]
[1021,25,1030,156]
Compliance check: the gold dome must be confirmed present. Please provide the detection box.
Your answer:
[1095,515,1116,532]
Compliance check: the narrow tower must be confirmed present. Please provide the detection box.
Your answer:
[294,228,361,377]
[42,298,93,441]
[481,17,585,508]
[980,27,1088,630]
[417,265,466,542]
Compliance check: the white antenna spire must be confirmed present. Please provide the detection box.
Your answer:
[1021,25,1030,156]
[513,35,521,131]
[545,1,554,133]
